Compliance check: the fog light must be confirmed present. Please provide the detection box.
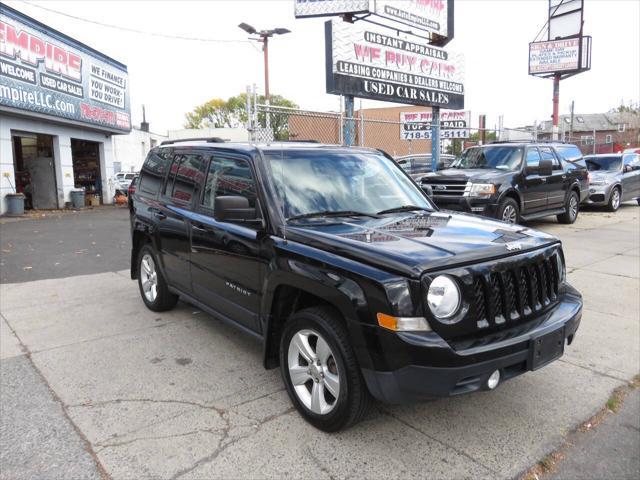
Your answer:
[487,370,501,390]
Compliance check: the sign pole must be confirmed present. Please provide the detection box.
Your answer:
[552,73,560,141]
[431,106,440,172]
[344,95,355,146]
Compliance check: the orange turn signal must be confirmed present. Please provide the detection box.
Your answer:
[377,313,398,331]
[377,313,431,332]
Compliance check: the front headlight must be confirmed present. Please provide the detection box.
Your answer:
[427,275,461,321]
[469,183,496,197]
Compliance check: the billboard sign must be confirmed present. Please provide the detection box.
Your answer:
[400,110,470,140]
[296,0,452,39]
[325,19,464,108]
[0,6,131,133]
[528,37,591,75]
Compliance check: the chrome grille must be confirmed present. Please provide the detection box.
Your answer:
[421,179,469,197]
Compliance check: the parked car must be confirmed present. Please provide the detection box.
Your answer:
[130,139,582,431]
[577,153,640,210]
[417,142,589,225]
[115,172,137,192]
[395,153,456,178]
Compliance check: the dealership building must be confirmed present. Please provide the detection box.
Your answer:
[0,5,131,214]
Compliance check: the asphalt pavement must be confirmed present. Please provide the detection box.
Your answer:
[0,204,638,479]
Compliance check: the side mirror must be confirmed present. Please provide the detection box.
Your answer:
[215,196,259,223]
[538,159,553,176]
[624,165,632,173]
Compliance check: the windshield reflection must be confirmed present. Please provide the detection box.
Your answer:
[264,150,432,220]
[451,146,523,171]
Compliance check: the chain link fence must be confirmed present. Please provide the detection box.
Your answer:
[249,104,608,157]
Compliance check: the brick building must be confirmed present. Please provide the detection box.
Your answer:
[537,112,639,154]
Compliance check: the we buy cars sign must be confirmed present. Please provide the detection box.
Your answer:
[325,19,464,108]
[400,110,470,140]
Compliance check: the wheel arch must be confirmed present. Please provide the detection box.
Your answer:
[262,273,371,371]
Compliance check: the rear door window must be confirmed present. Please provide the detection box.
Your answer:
[163,152,207,205]
[138,148,173,196]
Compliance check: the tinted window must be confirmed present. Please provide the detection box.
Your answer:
[555,145,583,163]
[139,148,173,195]
[168,153,207,204]
[540,147,561,170]
[202,156,257,211]
[526,147,541,168]
[584,156,622,172]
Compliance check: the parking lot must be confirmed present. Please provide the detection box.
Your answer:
[1,204,639,479]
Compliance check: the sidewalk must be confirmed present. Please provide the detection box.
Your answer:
[550,387,640,480]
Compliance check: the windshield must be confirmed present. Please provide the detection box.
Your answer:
[584,156,622,172]
[451,146,523,171]
[264,150,432,220]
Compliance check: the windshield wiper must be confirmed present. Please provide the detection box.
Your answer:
[376,205,431,215]
[287,210,379,222]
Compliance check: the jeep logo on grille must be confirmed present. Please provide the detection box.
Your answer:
[434,185,447,190]
[506,242,522,251]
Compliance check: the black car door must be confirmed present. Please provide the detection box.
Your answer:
[522,147,547,213]
[540,146,567,209]
[190,153,266,333]
[155,151,207,293]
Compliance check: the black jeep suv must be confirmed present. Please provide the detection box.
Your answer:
[130,140,582,431]
[418,142,589,224]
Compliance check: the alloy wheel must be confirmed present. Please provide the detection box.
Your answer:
[611,189,620,210]
[569,195,578,220]
[502,205,517,224]
[287,329,340,415]
[140,253,158,302]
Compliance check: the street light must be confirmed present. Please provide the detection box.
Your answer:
[238,22,291,104]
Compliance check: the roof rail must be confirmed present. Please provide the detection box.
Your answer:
[488,140,570,145]
[160,137,227,145]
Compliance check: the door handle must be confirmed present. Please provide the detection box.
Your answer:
[192,223,210,232]
[540,178,547,182]
[562,175,567,179]
[150,209,166,220]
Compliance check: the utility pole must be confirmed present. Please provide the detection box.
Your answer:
[552,73,560,141]
[431,107,440,172]
[569,100,575,143]
[343,96,355,146]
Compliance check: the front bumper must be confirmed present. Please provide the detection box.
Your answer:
[583,184,612,206]
[361,285,582,403]
[430,195,500,217]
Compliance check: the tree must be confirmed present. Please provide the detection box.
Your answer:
[183,94,298,140]
[609,102,639,114]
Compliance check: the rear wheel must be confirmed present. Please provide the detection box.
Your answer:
[137,244,178,312]
[280,306,371,432]
[606,187,621,212]
[557,191,579,224]
[496,198,519,225]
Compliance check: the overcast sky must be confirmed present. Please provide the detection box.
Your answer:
[5,0,639,133]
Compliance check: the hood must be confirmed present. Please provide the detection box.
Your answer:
[420,168,513,184]
[590,171,619,183]
[285,212,558,278]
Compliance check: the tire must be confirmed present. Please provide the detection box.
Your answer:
[279,306,371,432]
[605,187,621,212]
[557,191,580,224]
[496,197,519,225]
[137,244,178,312]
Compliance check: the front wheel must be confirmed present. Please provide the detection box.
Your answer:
[279,306,371,432]
[605,187,621,212]
[496,198,520,225]
[557,191,580,224]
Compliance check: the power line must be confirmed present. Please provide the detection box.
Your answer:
[14,0,252,44]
